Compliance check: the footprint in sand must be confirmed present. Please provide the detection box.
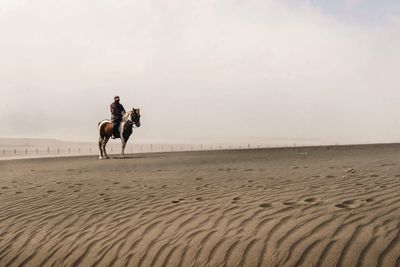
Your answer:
[1,186,8,189]
[47,190,55,193]
[195,177,203,181]
[113,182,120,185]
[15,191,22,194]
[232,197,241,201]
[195,197,203,201]
[370,174,380,178]
[326,175,336,178]
[365,198,374,203]
[283,201,295,206]
[171,200,180,204]
[335,199,360,209]
[259,203,271,208]
[304,198,317,203]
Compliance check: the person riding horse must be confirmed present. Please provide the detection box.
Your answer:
[110,96,126,139]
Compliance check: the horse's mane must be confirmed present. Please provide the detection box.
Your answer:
[121,111,132,122]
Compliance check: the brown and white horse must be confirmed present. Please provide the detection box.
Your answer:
[98,108,141,159]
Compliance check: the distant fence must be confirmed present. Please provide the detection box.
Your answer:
[0,142,320,160]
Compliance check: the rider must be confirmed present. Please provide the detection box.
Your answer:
[110,95,126,139]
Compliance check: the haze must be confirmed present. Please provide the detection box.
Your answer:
[1,0,399,145]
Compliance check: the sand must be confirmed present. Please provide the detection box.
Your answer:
[1,144,400,266]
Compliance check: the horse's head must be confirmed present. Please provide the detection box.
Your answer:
[130,108,141,127]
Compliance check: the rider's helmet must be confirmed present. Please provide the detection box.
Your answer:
[114,96,120,101]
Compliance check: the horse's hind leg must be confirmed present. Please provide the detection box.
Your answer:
[98,137,104,159]
[103,137,110,159]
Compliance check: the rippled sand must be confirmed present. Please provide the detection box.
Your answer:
[1,145,400,266]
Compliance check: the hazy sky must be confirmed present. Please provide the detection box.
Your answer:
[1,0,399,144]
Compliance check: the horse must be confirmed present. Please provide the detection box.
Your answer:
[98,108,141,159]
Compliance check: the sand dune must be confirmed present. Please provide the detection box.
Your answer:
[1,144,400,266]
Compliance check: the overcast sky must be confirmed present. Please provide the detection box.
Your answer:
[0,0,399,144]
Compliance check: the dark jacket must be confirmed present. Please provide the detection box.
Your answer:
[110,102,126,122]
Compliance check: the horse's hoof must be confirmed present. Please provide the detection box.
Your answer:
[99,156,103,160]
[105,156,110,159]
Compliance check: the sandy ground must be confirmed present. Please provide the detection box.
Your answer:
[1,145,400,266]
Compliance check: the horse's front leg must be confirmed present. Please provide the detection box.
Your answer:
[103,137,110,159]
[121,138,126,157]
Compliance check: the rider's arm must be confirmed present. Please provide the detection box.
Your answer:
[110,104,116,116]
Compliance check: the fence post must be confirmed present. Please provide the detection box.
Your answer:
[25,148,28,154]
[141,145,143,153]
[151,144,153,152]
[36,148,38,154]
[14,149,17,154]
[78,147,81,153]
[47,146,50,154]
